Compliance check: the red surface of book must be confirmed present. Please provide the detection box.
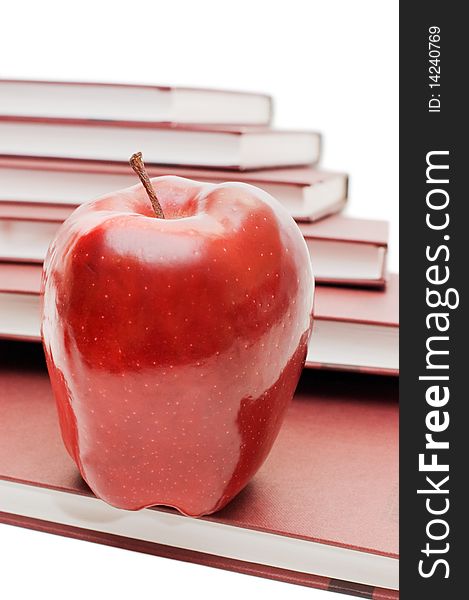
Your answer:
[0,265,400,320]
[314,273,399,328]
[0,118,320,170]
[299,216,389,287]
[0,213,383,289]
[0,219,61,263]
[0,203,73,222]
[0,79,272,126]
[0,342,398,597]
[0,155,342,186]
[0,262,41,295]
[0,264,399,374]
[300,215,388,247]
[307,274,399,375]
[0,157,348,222]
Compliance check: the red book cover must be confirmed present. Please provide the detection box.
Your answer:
[300,215,388,247]
[0,265,399,375]
[0,118,321,170]
[0,262,40,295]
[315,273,399,328]
[0,264,44,342]
[0,342,398,598]
[307,275,399,376]
[0,202,73,222]
[0,155,340,185]
[0,158,345,222]
[1,266,400,312]
[0,79,273,126]
[0,216,387,288]
[299,216,389,287]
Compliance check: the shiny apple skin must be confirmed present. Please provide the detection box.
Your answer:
[41,176,314,517]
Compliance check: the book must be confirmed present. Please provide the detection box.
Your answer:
[307,274,399,375]
[0,157,348,222]
[0,218,61,263]
[0,214,388,284]
[0,79,272,126]
[0,264,399,375]
[0,119,320,170]
[0,202,73,222]
[0,263,40,342]
[299,215,389,287]
[1,203,371,271]
[0,341,398,597]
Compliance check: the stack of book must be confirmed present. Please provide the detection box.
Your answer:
[0,80,398,598]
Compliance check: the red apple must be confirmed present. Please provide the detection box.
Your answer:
[41,153,314,517]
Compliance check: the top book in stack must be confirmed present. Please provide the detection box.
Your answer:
[0,80,320,170]
[0,79,273,126]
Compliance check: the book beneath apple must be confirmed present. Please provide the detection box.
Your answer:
[0,341,398,597]
[0,157,348,222]
[0,79,273,126]
[0,263,399,375]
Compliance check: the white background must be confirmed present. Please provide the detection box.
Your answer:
[0,1,398,598]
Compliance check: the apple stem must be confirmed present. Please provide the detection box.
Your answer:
[129,152,165,218]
